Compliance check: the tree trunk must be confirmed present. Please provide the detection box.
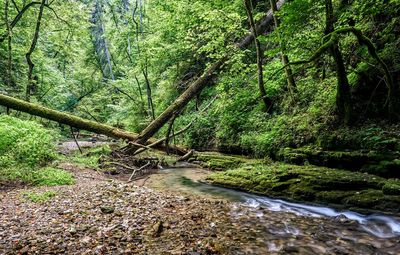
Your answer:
[244,0,272,112]
[0,93,187,155]
[134,0,285,144]
[325,0,352,124]
[270,0,296,96]
[4,0,13,87]
[25,0,46,101]
[142,61,155,120]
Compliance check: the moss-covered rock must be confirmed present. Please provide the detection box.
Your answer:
[207,163,400,213]
[361,160,400,178]
[195,152,266,171]
[382,179,400,195]
[276,147,400,178]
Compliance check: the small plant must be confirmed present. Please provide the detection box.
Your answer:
[33,167,75,186]
[23,191,57,203]
[67,145,112,168]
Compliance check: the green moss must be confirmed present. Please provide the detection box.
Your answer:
[315,191,354,204]
[277,147,400,177]
[22,191,57,203]
[207,163,400,212]
[361,160,400,178]
[382,179,400,195]
[195,152,265,170]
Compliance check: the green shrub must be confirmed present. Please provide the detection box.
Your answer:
[0,115,57,167]
[0,116,74,186]
[0,166,75,186]
[32,167,75,186]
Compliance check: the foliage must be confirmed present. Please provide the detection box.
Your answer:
[31,167,75,186]
[1,166,74,186]
[0,115,56,167]
[22,190,57,203]
[66,145,112,169]
[0,0,399,158]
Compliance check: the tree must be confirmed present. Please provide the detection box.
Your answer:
[25,0,46,101]
[324,0,352,124]
[134,0,286,145]
[243,0,272,112]
[269,0,296,97]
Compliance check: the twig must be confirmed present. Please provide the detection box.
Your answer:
[70,126,82,154]
[104,161,137,171]
[128,162,151,182]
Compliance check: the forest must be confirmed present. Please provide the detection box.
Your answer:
[1,0,400,254]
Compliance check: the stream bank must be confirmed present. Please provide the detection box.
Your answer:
[2,165,400,254]
[196,152,400,214]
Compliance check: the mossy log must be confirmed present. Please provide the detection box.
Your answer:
[0,93,187,155]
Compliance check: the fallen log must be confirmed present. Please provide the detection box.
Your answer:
[0,93,187,155]
[135,0,285,144]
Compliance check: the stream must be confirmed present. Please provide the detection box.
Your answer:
[135,166,400,254]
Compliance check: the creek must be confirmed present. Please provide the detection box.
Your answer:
[134,166,400,253]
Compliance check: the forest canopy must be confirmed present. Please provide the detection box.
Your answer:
[0,0,399,155]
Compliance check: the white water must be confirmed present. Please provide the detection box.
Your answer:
[145,167,400,239]
[243,194,400,238]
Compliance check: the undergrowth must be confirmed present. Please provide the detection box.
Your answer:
[23,191,57,203]
[0,115,74,186]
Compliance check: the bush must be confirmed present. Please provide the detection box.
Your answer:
[32,167,75,186]
[0,115,57,167]
[0,116,74,186]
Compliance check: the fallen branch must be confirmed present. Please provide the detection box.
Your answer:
[104,161,137,171]
[176,149,194,162]
[128,162,151,182]
[131,96,218,156]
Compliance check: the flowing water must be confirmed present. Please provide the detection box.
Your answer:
[135,167,400,254]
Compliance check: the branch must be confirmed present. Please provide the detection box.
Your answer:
[44,4,70,27]
[0,2,42,43]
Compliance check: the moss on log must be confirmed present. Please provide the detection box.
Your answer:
[0,93,187,155]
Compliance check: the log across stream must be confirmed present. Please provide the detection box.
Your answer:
[136,166,400,242]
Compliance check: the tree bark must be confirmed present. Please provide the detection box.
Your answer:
[4,0,13,87]
[325,0,352,124]
[142,61,155,120]
[270,0,296,96]
[0,93,187,155]
[134,0,285,144]
[244,0,272,112]
[25,0,46,101]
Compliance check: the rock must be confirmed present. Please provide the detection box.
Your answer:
[152,221,163,237]
[80,236,91,244]
[100,206,114,214]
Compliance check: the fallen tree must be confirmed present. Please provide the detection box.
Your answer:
[134,0,285,144]
[0,93,187,155]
